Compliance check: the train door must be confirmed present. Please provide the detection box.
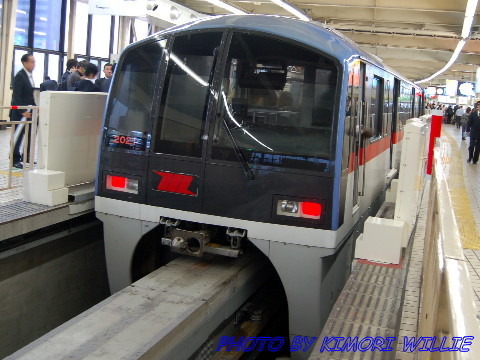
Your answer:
[146,32,226,212]
[350,61,365,212]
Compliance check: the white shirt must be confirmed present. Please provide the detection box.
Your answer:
[23,68,35,88]
[456,108,465,117]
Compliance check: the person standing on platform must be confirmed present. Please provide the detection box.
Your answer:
[461,107,471,140]
[74,63,100,92]
[455,106,464,129]
[95,63,113,92]
[10,54,36,169]
[466,102,480,164]
[58,59,78,90]
[40,76,58,91]
[66,60,88,90]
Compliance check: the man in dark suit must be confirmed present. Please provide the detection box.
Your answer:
[10,54,36,168]
[466,101,480,164]
[95,63,113,92]
[40,76,58,92]
[58,59,78,91]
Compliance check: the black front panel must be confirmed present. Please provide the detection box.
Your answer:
[203,163,333,229]
[98,151,149,204]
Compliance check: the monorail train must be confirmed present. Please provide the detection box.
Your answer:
[95,14,423,358]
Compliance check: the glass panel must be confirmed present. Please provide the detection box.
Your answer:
[32,52,45,87]
[212,33,338,172]
[74,1,88,55]
[134,19,149,42]
[48,54,60,82]
[105,40,165,151]
[13,49,28,79]
[34,0,62,50]
[154,32,223,157]
[91,15,111,58]
[14,0,30,46]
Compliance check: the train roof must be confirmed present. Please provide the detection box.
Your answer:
[137,15,420,88]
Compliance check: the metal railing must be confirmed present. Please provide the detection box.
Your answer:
[0,105,39,191]
[418,148,480,359]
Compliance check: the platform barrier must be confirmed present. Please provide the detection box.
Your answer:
[418,149,480,359]
[0,105,38,191]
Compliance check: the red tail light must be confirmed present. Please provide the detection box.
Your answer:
[111,176,126,188]
[106,175,139,194]
[301,202,322,217]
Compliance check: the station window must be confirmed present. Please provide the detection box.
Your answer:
[154,32,224,157]
[34,0,62,51]
[14,0,30,47]
[211,32,338,172]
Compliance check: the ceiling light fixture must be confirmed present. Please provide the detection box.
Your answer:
[269,0,310,21]
[416,0,478,84]
[204,0,247,15]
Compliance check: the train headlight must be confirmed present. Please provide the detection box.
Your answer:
[277,200,322,219]
[281,200,298,213]
[106,175,139,194]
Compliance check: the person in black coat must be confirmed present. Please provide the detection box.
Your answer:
[58,59,78,90]
[40,76,58,92]
[95,63,113,92]
[10,54,36,168]
[466,102,480,164]
[74,63,100,92]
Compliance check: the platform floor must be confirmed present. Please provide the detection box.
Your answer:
[441,125,480,312]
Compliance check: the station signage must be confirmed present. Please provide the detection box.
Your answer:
[457,82,476,97]
[445,80,458,96]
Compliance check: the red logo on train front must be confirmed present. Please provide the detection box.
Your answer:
[153,171,198,196]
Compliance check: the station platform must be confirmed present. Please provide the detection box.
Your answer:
[1,122,480,359]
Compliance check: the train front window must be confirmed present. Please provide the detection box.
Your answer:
[154,32,223,157]
[212,33,338,172]
[105,40,165,151]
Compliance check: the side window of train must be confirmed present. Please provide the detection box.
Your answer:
[154,32,224,157]
[105,40,165,151]
[369,75,384,138]
[211,32,338,172]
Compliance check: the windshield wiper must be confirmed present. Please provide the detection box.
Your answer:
[221,115,255,181]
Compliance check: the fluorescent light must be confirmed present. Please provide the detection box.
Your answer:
[466,0,478,16]
[34,31,47,36]
[417,40,466,83]
[270,0,310,21]
[15,28,26,33]
[16,9,27,14]
[204,0,247,15]
[416,0,477,83]
[39,17,48,21]
[462,16,474,38]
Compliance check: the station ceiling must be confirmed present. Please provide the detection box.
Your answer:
[177,0,480,86]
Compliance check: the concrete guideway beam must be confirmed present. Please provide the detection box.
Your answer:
[6,253,272,360]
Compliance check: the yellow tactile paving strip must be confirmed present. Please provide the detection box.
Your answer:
[0,170,24,178]
[441,130,480,249]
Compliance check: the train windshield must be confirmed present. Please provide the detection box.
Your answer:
[212,33,338,172]
[105,40,165,151]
